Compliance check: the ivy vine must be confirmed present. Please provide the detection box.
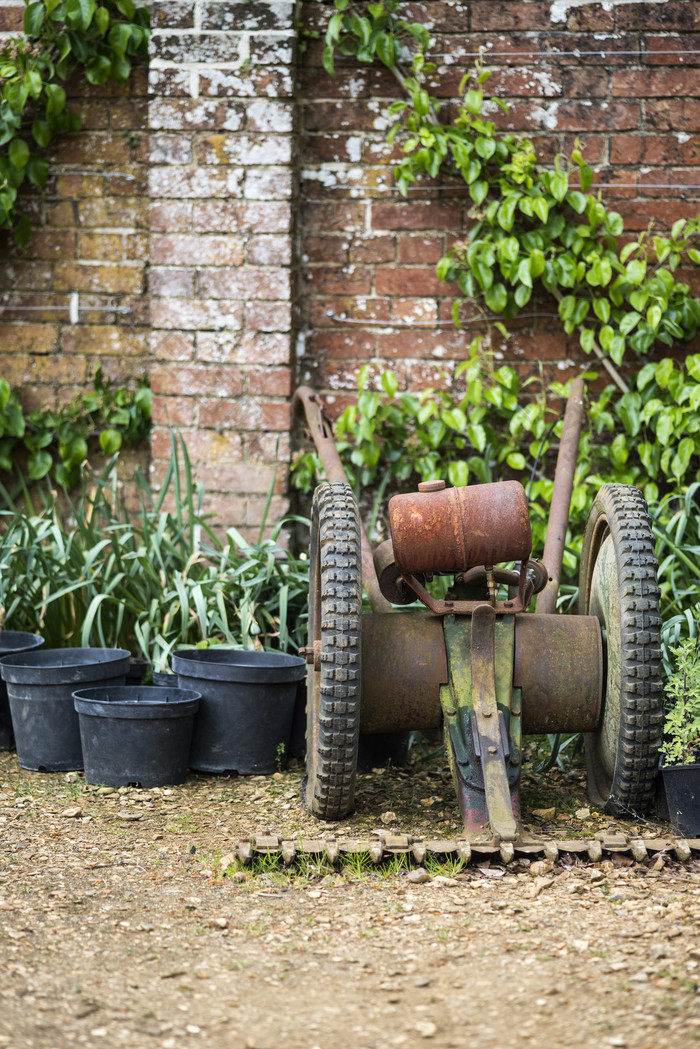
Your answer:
[0,0,150,247]
[319,0,700,501]
[0,367,151,488]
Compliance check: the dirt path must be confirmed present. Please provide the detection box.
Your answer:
[1,750,699,1049]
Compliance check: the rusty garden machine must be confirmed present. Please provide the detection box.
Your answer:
[293,379,663,844]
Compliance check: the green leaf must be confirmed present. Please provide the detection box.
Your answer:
[580,328,595,354]
[625,259,647,285]
[566,191,587,214]
[24,70,43,99]
[655,358,675,388]
[0,379,9,411]
[24,1,45,36]
[605,211,624,236]
[381,371,398,398]
[27,449,52,480]
[467,422,486,453]
[532,197,548,224]
[448,461,469,487]
[26,155,50,189]
[13,214,31,249]
[99,428,122,454]
[9,139,29,169]
[593,298,610,323]
[506,452,526,470]
[45,82,66,116]
[656,412,675,447]
[484,282,507,313]
[95,5,109,34]
[558,295,576,322]
[66,0,97,31]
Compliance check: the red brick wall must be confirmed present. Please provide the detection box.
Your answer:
[0,2,148,414]
[299,0,700,414]
[1,1,699,530]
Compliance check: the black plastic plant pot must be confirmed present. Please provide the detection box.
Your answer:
[659,761,700,837]
[0,648,130,772]
[0,631,44,750]
[73,685,201,788]
[171,649,306,775]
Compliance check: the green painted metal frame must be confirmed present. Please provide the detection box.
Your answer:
[440,609,523,842]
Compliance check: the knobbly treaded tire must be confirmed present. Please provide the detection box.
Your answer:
[303,482,362,820]
[579,484,663,816]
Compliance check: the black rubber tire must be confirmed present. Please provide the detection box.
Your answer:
[578,484,663,816]
[303,482,362,820]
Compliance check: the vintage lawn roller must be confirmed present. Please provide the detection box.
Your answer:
[293,379,663,843]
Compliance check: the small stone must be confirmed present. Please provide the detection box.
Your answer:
[532,807,556,820]
[381,811,397,825]
[415,1021,437,1038]
[607,1036,627,1046]
[528,876,554,898]
[64,772,80,783]
[185,1025,201,1035]
[576,807,591,819]
[62,806,82,818]
[589,869,604,882]
[414,978,431,988]
[307,888,322,899]
[530,860,553,876]
[408,867,431,885]
[117,811,142,821]
[210,917,228,929]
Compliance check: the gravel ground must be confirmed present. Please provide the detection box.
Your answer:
[1,747,699,1049]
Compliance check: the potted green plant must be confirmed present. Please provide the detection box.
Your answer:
[658,636,700,836]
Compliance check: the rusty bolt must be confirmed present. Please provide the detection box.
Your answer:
[487,745,498,755]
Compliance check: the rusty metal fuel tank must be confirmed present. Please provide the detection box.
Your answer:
[388,479,531,578]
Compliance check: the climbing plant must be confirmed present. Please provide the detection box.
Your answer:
[318,0,700,499]
[0,0,150,246]
[0,368,151,488]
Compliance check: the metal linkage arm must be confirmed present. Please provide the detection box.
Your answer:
[293,386,392,615]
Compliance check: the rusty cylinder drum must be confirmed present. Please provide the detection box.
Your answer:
[388,479,532,578]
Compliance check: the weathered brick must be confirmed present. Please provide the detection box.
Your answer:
[244,301,292,331]
[150,267,196,298]
[150,331,195,362]
[371,201,461,231]
[247,368,291,397]
[61,326,148,358]
[247,234,292,266]
[78,233,124,261]
[148,201,193,232]
[151,234,245,267]
[195,134,292,167]
[54,262,144,295]
[151,398,196,428]
[150,299,244,331]
[303,266,372,296]
[376,267,447,297]
[470,2,551,31]
[151,364,243,398]
[200,2,293,31]
[199,267,291,301]
[0,324,59,355]
[645,100,700,132]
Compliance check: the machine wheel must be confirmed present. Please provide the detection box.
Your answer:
[303,482,362,820]
[578,484,663,816]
